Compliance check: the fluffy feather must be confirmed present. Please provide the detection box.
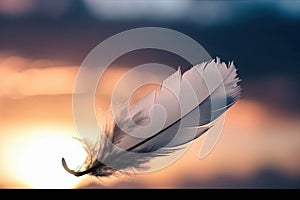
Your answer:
[62,57,241,177]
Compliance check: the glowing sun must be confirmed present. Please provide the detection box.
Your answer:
[13,129,87,189]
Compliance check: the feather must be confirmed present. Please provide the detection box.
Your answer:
[62,57,241,177]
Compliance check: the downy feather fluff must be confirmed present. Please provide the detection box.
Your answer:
[62,57,241,177]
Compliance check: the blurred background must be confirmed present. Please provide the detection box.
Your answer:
[0,0,300,188]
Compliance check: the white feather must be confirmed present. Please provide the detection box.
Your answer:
[62,57,241,177]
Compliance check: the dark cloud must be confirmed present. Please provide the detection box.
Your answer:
[1,2,299,114]
[178,168,300,189]
[79,168,300,189]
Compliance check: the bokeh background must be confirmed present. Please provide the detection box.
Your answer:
[0,0,300,188]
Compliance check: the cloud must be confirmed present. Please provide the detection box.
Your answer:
[83,0,191,20]
[0,55,78,98]
[0,0,36,16]
[0,54,167,100]
[82,0,300,26]
[0,0,72,17]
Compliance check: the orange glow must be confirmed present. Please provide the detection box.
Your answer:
[1,54,300,188]
[225,100,268,133]
[10,128,87,188]
[0,61,78,98]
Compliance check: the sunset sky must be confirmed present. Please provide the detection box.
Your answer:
[0,0,300,188]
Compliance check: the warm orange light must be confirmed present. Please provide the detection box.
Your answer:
[12,129,87,189]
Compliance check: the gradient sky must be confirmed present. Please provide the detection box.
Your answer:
[0,0,300,188]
